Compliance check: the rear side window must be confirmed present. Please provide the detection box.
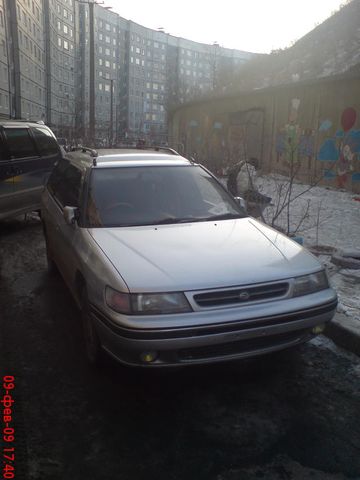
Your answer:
[32,127,59,156]
[48,160,82,207]
[4,128,37,159]
[0,131,8,161]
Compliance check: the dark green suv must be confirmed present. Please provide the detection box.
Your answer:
[0,121,62,220]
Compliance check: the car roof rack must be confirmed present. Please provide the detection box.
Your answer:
[70,146,98,165]
[70,146,98,156]
[150,146,179,155]
[1,118,47,125]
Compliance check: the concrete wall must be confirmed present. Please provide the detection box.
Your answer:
[170,75,360,193]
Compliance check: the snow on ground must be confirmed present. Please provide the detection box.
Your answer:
[257,175,360,251]
[258,175,360,324]
[222,174,360,324]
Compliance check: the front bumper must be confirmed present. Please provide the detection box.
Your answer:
[91,298,338,367]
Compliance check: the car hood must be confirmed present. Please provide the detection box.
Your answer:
[88,218,321,292]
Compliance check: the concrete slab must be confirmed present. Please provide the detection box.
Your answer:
[325,313,360,357]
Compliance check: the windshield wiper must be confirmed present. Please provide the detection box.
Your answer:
[103,213,244,228]
[154,217,198,225]
[200,213,245,221]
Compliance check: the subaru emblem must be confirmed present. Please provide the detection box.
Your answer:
[239,291,250,301]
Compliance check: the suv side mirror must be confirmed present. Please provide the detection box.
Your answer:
[234,196,247,214]
[63,206,79,226]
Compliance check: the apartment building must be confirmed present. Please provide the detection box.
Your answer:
[44,0,76,138]
[4,0,46,121]
[0,1,256,145]
[0,0,10,118]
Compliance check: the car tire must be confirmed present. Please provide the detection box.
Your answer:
[81,288,103,367]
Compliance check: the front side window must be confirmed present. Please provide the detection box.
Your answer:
[48,160,82,207]
[4,128,37,159]
[32,127,59,156]
[86,165,244,228]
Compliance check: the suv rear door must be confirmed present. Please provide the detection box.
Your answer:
[0,128,14,218]
[0,124,61,219]
[2,126,42,216]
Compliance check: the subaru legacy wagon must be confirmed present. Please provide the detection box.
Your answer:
[41,148,337,367]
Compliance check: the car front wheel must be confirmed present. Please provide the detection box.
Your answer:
[43,229,58,275]
[81,289,103,367]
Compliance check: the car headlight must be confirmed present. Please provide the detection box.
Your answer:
[105,286,191,315]
[292,270,329,297]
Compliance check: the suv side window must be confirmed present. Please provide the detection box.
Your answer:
[32,127,59,156]
[4,128,37,159]
[0,131,9,161]
[48,160,82,207]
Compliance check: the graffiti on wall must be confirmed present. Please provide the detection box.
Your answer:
[275,101,360,188]
[276,99,315,169]
[318,107,360,187]
[227,109,264,165]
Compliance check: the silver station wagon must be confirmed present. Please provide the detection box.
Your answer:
[41,148,337,367]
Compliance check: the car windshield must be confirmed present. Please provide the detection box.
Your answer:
[85,165,246,227]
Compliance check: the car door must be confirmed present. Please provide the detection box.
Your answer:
[31,126,62,185]
[0,128,15,220]
[45,160,83,287]
[2,126,41,215]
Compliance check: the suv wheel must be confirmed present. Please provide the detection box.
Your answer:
[81,289,103,366]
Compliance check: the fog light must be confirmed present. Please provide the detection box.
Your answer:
[140,351,158,363]
[312,324,325,334]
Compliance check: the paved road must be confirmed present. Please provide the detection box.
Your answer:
[1,215,360,480]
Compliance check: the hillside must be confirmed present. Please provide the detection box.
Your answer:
[232,0,360,91]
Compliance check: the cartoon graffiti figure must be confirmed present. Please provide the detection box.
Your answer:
[337,143,354,188]
[337,108,357,188]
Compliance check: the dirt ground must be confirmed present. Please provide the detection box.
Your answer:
[1,215,360,480]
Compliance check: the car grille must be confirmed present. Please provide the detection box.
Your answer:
[193,282,289,308]
[178,330,308,361]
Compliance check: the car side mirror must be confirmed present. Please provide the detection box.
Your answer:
[63,206,79,226]
[234,196,248,214]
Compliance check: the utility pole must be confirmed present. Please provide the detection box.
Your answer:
[110,79,114,147]
[6,0,21,118]
[99,76,114,147]
[43,0,52,126]
[212,41,219,91]
[76,0,103,144]
[89,1,95,144]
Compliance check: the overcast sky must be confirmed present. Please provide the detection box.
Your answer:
[102,0,345,53]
